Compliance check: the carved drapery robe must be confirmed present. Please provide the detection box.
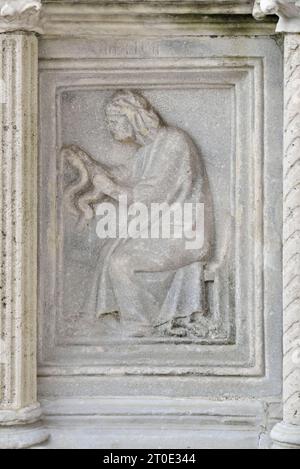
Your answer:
[88,127,213,336]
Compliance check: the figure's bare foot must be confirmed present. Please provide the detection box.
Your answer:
[182,316,210,338]
[156,315,210,338]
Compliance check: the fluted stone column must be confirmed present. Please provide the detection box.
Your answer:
[254,0,300,449]
[0,1,48,448]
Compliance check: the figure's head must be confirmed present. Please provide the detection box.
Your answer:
[105,90,163,145]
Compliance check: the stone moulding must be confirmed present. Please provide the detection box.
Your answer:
[34,1,277,37]
[0,1,276,37]
[42,0,254,15]
[37,53,267,379]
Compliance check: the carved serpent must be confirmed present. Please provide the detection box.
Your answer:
[62,145,106,222]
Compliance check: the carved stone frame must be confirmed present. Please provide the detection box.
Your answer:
[0,0,299,449]
[38,57,265,378]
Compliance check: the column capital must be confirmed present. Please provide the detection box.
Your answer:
[0,0,42,34]
[253,0,300,32]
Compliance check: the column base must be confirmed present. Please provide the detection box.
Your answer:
[0,404,49,449]
[271,422,300,449]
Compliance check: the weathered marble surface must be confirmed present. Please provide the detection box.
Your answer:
[61,91,214,339]
[0,32,48,448]
[252,0,300,449]
[37,397,282,449]
[0,0,42,32]
[0,0,296,450]
[269,33,300,450]
[37,0,276,37]
[38,36,283,426]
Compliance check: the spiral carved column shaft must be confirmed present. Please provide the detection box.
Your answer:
[283,35,300,427]
[271,34,300,449]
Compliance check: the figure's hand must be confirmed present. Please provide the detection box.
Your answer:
[93,172,133,203]
[61,144,115,221]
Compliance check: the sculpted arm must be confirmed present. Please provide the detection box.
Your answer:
[92,172,134,204]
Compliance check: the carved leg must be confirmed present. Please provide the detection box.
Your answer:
[108,239,203,337]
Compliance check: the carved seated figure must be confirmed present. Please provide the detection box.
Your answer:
[61,90,214,338]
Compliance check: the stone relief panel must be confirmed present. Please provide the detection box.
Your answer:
[37,37,282,388]
[57,85,235,353]
[61,90,215,340]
